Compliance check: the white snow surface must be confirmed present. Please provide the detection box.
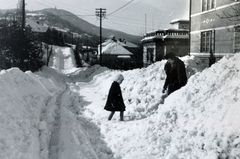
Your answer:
[0,46,240,159]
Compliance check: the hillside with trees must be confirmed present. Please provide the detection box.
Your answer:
[0,8,143,71]
[0,18,44,71]
[39,8,142,43]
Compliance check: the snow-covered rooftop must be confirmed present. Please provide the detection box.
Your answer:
[26,18,48,33]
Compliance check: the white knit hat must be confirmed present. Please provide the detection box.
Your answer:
[114,74,124,83]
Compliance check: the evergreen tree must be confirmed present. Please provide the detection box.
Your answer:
[23,27,45,71]
[0,21,44,71]
[43,28,53,45]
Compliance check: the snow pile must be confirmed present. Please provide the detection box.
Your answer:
[0,66,115,159]
[80,56,206,121]
[0,44,240,159]
[78,54,240,158]
[160,54,240,158]
[0,68,57,159]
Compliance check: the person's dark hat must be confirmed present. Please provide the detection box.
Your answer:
[164,53,176,60]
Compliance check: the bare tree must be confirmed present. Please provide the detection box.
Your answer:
[217,4,240,22]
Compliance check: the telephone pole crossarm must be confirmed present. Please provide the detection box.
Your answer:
[95,8,106,19]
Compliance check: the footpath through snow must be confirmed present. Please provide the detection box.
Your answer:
[0,46,240,159]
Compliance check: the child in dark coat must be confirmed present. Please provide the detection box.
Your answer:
[104,74,125,121]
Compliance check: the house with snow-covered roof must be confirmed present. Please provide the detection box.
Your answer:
[26,19,48,34]
[98,37,136,70]
[141,19,189,67]
[25,18,48,43]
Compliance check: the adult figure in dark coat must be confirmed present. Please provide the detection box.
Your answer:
[104,74,126,121]
[162,53,187,98]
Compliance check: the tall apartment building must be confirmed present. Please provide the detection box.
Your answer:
[190,0,240,65]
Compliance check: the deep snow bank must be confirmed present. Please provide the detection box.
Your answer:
[0,64,117,159]
[121,54,240,158]
[80,56,206,121]
[1,51,239,159]
[78,54,240,159]
[159,54,240,158]
[0,68,58,159]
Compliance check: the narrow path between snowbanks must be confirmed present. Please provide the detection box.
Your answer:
[38,85,67,159]
[42,46,117,159]
[57,82,117,159]
[48,85,67,159]
[37,67,116,159]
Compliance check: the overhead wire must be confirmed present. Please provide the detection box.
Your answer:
[104,18,144,29]
[16,0,171,35]
[40,0,94,15]
[0,0,10,5]
[31,1,52,9]
[29,0,93,16]
[106,0,178,31]
[104,18,150,36]
[103,0,170,34]
[0,0,16,9]
[90,18,98,35]
[105,18,139,35]
[104,13,171,35]
[28,0,157,24]
[29,0,95,17]
[110,0,144,14]
[107,0,134,16]
[108,15,171,26]
[39,14,95,17]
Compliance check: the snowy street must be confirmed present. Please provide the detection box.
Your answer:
[1,46,240,159]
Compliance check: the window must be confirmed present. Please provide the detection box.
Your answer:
[147,48,154,63]
[202,0,215,11]
[234,27,240,53]
[201,30,215,53]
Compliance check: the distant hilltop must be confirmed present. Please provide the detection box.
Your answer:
[27,8,142,44]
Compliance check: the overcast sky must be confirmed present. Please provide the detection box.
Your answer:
[1,0,189,35]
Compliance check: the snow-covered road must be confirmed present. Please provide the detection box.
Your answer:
[1,45,240,159]
[39,47,116,159]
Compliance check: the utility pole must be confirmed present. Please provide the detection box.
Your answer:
[189,0,191,56]
[17,0,25,31]
[95,8,106,66]
[22,0,25,31]
[145,14,147,34]
[20,0,25,31]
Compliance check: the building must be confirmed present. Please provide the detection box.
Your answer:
[26,19,48,34]
[98,38,136,70]
[190,0,240,66]
[141,19,189,67]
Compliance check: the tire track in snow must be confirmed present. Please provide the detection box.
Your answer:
[48,86,67,159]
[40,45,116,158]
